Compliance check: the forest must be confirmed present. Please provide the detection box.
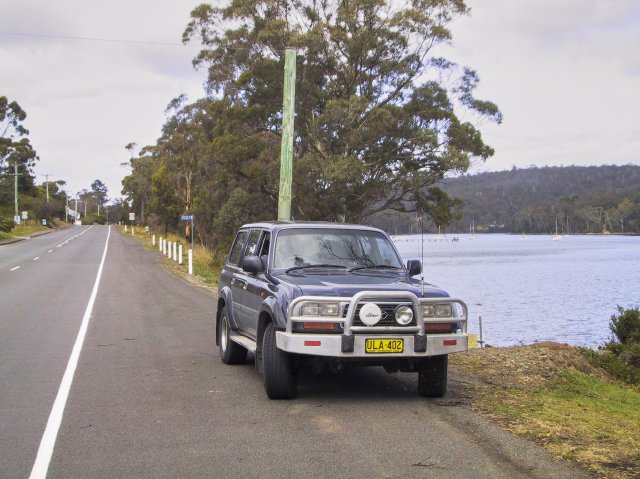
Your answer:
[374,165,640,235]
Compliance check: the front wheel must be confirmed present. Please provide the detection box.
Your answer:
[218,306,247,364]
[417,355,448,398]
[262,322,297,399]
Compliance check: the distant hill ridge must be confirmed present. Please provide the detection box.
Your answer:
[440,164,640,234]
[373,165,640,234]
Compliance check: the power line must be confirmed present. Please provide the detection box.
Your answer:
[0,31,197,48]
[0,31,280,52]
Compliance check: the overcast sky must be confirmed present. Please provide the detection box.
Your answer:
[1,0,639,200]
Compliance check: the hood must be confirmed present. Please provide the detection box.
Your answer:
[272,270,449,299]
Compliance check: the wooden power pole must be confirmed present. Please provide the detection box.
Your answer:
[277,48,296,222]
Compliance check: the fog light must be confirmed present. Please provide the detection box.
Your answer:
[395,306,413,325]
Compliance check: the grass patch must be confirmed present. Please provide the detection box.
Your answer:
[120,226,223,288]
[452,344,640,478]
[0,223,50,240]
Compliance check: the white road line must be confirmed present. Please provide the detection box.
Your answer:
[33,257,40,261]
[29,225,110,479]
[56,225,94,248]
[10,266,20,271]
[48,250,53,253]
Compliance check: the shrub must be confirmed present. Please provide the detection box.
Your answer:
[0,216,15,232]
[583,306,640,386]
[610,306,640,344]
[581,348,640,386]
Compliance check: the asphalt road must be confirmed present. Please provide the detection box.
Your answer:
[0,226,593,478]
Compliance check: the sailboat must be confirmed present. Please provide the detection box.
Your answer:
[469,220,476,239]
[552,218,562,240]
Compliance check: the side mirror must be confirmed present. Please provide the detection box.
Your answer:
[242,255,264,274]
[407,259,422,276]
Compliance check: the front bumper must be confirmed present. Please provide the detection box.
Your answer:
[276,332,469,357]
[281,291,469,358]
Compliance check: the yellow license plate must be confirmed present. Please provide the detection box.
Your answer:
[365,338,404,353]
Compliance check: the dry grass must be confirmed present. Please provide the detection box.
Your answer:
[451,343,640,478]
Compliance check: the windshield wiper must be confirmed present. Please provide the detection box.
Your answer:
[286,264,349,273]
[348,264,403,272]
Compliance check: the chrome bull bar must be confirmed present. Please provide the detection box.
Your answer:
[287,291,468,353]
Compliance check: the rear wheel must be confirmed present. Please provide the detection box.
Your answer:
[218,306,247,364]
[417,355,448,398]
[262,322,297,399]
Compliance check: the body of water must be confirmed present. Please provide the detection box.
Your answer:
[393,234,639,348]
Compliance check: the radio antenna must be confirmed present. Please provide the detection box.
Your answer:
[420,210,425,297]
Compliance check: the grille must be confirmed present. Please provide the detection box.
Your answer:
[345,302,417,327]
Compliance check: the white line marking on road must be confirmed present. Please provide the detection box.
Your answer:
[56,225,95,248]
[33,257,40,261]
[29,225,110,479]
[10,266,20,271]
[48,250,53,253]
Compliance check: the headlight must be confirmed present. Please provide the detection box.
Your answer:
[422,304,435,317]
[435,304,452,317]
[395,306,413,325]
[299,302,340,317]
[421,303,453,318]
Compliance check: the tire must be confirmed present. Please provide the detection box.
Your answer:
[218,306,247,365]
[417,355,448,398]
[262,322,297,399]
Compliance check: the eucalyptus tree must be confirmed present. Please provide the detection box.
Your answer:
[183,0,501,225]
[0,96,38,205]
[122,143,156,224]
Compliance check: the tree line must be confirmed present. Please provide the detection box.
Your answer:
[121,0,500,250]
[375,165,640,235]
[1,95,130,230]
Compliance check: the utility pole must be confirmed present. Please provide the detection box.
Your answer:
[14,162,19,218]
[42,174,52,203]
[277,48,296,222]
[7,162,21,221]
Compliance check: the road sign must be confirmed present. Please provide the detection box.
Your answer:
[42,219,47,226]
[14,215,20,224]
[21,211,28,220]
[181,215,193,221]
[129,213,135,221]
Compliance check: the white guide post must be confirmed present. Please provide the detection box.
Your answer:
[152,234,155,246]
[188,249,193,275]
[124,225,127,233]
[173,242,177,261]
[178,244,183,265]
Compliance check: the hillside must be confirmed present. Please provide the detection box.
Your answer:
[374,165,640,234]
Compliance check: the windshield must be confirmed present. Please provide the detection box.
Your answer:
[273,228,404,270]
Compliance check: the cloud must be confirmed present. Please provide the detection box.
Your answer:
[436,0,640,173]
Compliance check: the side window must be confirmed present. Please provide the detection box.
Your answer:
[228,231,249,266]
[245,230,262,256]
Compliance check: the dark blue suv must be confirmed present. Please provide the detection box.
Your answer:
[216,222,468,399]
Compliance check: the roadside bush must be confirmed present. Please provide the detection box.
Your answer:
[0,216,14,232]
[610,306,640,344]
[583,306,640,386]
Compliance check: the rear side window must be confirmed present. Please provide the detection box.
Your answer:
[228,231,249,265]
